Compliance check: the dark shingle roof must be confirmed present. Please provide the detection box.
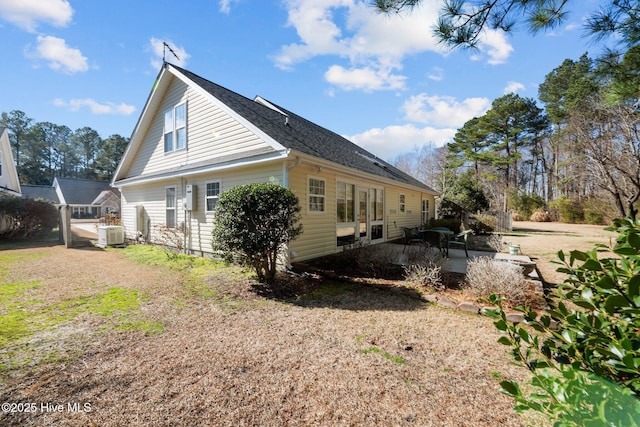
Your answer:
[21,185,59,204]
[170,65,435,192]
[54,178,111,205]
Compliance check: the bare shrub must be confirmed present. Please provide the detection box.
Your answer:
[530,208,551,222]
[403,246,446,290]
[486,234,503,252]
[153,225,187,260]
[465,257,527,306]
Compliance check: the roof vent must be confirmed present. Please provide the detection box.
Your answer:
[285,116,289,126]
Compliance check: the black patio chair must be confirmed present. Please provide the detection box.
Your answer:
[448,230,472,258]
[402,227,423,253]
[421,230,446,257]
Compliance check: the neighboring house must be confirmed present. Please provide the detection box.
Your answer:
[53,177,119,218]
[112,62,437,262]
[0,127,21,197]
[20,185,60,204]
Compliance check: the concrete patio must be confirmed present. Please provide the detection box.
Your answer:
[383,242,540,280]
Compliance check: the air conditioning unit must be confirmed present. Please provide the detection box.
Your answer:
[97,226,125,248]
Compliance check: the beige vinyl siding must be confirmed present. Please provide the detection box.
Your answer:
[385,187,425,240]
[120,161,284,255]
[287,164,337,262]
[125,75,276,179]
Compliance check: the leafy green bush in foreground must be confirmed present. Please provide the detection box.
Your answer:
[486,217,640,426]
[211,183,302,285]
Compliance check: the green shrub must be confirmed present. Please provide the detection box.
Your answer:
[509,191,546,220]
[0,195,58,239]
[486,217,640,425]
[468,213,496,234]
[583,198,612,225]
[212,183,302,285]
[549,197,583,223]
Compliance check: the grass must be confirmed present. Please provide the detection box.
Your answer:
[361,346,406,365]
[0,242,531,426]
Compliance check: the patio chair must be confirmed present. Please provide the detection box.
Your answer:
[448,230,472,258]
[421,230,447,257]
[402,227,423,253]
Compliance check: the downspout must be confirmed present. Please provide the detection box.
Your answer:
[283,155,300,188]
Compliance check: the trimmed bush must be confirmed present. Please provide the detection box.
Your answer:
[212,183,302,285]
[0,195,58,239]
[529,208,551,222]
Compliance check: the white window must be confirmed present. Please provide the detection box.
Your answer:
[206,181,221,213]
[164,102,187,153]
[337,181,355,223]
[422,199,430,225]
[399,193,406,213]
[308,177,325,213]
[0,150,3,176]
[166,186,176,228]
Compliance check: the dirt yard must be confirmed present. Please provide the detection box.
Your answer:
[0,221,616,426]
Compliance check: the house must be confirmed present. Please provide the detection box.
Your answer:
[20,185,60,204]
[53,177,119,218]
[112,62,437,262]
[0,127,21,197]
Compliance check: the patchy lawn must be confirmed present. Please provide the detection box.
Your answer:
[0,238,530,426]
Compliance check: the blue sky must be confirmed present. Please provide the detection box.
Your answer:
[0,0,607,161]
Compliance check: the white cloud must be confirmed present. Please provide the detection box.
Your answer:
[219,0,240,14]
[478,29,513,65]
[274,0,457,92]
[149,37,190,69]
[31,35,88,74]
[348,124,455,161]
[504,80,525,94]
[402,94,490,128]
[324,63,406,91]
[428,67,444,81]
[53,98,136,115]
[0,0,72,32]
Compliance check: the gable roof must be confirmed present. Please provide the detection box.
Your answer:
[21,185,60,204]
[53,177,112,205]
[0,127,21,196]
[169,65,435,193]
[114,63,435,194]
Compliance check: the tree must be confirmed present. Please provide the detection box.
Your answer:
[447,94,547,211]
[376,1,637,49]
[212,183,303,285]
[440,170,489,217]
[0,110,32,171]
[538,54,599,201]
[568,99,640,219]
[95,134,128,180]
[72,127,101,179]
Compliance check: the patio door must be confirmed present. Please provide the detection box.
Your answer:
[357,189,368,242]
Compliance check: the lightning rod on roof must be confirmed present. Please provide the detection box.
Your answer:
[163,42,180,62]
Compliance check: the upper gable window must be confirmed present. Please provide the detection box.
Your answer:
[0,150,3,176]
[164,102,187,153]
